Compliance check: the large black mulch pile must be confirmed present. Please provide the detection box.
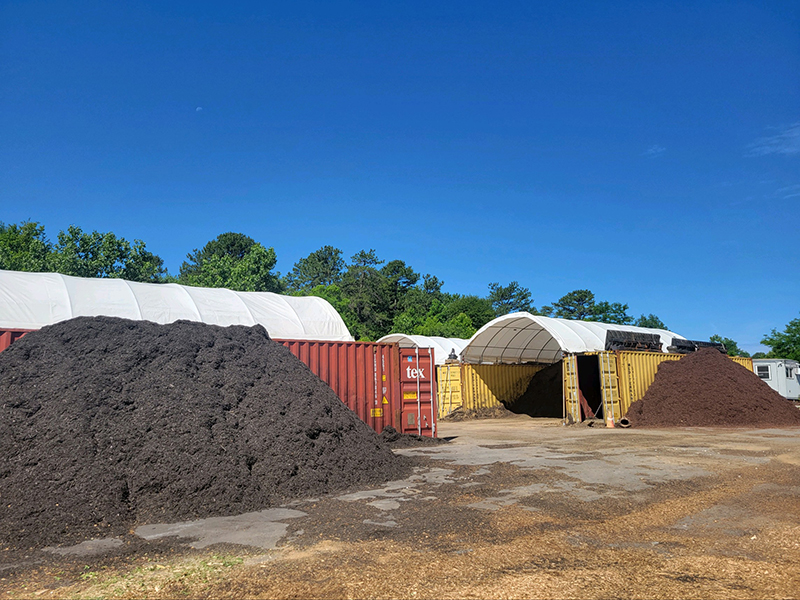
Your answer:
[0,317,411,549]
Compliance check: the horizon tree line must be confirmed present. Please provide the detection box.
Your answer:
[1,221,796,359]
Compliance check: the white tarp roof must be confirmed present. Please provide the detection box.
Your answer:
[0,269,353,341]
[461,312,686,364]
[376,334,470,365]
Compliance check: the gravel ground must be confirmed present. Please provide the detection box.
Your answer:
[3,415,800,599]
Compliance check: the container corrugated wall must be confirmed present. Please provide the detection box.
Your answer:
[616,351,683,416]
[617,351,756,417]
[0,329,33,352]
[399,348,437,437]
[730,356,754,371]
[461,364,547,412]
[436,363,463,418]
[277,340,400,434]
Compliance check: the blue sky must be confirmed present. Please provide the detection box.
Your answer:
[1,0,798,353]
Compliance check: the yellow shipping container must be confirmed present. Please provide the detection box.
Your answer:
[439,352,755,422]
[564,352,623,423]
[437,363,463,417]
[436,363,546,417]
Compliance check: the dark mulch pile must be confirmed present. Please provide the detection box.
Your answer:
[0,317,410,549]
[626,348,800,428]
[378,426,448,448]
[506,362,563,418]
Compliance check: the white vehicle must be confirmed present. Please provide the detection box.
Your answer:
[753,358,800,400]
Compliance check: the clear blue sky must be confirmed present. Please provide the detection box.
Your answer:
[1,0,798,353]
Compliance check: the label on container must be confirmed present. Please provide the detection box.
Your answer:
[403,391,417,400]
[382,396,389,404]
[370,408,383,417]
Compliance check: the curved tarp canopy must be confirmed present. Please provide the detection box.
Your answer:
[377,334,470,365]
[461,312,686,365]
[0,269,353,341]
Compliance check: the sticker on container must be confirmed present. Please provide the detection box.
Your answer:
[382,396,389,404]
[370,408,383,418]
[382,374,386,381]
[403,391,417,400]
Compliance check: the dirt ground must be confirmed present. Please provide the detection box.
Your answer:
[3,415,800,599]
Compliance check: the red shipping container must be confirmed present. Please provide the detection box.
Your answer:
[277,340,401,434]
[398,347,437,437]
[0,329,32,353]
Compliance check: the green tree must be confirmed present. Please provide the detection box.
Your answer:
[284,245,345,291]
[542,289,634,324]
[381,260,420,318]
[306,283,361,336]
[340,249,389,340]
[544,289,596,320]
[179,233,281,292]
[0,221,53,272]
[52,225,168,282]
[761,315,800,362]
[417,312,476,338]
[709,334,751,357]
[439,294,494,331]
[180,232,256,279]
[635,313,668,329]
[488,281,533,316]
[121,240,171,283]
[588,300,633,325]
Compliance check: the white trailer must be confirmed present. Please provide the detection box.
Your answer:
[753,358,800,400]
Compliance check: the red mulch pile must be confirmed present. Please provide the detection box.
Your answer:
[626,348,800,428]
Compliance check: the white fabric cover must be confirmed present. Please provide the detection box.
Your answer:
[460,312,686,364]
[0,270,353,341]
[377,334,470,365]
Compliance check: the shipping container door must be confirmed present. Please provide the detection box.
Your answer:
[437,363,462,418]
[598,351,621,423]
[562,355,581,423]
[399,347,437,437]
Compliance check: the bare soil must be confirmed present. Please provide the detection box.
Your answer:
[3,417,800,600]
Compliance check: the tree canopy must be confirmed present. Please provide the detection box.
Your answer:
[540,289,633,324]
[13,220,792,348]
[0,221,52,272]
[283,245,344,291]
[179,233,281,292]
[709,334,750,358]
[0,221,168,282]
[488,281,534,316]
[635,314,668,329]
[761,315,800,362]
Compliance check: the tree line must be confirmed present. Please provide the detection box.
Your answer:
[1,221,797,360]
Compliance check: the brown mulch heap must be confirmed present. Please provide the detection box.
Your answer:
[626,348,800,428]
[0,317,410,550]
[440,404,518,421]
